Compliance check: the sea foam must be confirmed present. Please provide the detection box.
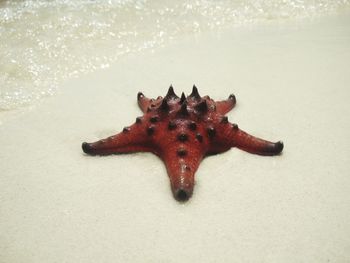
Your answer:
[0,0,349,110]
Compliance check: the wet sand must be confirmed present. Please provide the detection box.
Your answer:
[1,13,350,262]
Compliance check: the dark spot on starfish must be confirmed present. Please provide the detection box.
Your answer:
[123,127,130,133]
[275,141,284,154]
[181,164,191,172]
[229,94,236,102]
[232,123,238,130]
[175,189,190,202]
[179,102,189,116]
[189,85,201,101]
[220,116,228,124]
[165,85,179,100]
[150,116,159,123]
[188,121,197,131]
[207,127,216,138]
[82,142,93,154]
[147,125,155,135]
[168,121,177,130]
[195,133,203,142]
[136,117,142,124]
[177,148,187,157]
[137,92,144,100]
[195,100,208,113]
[160,99,170,111]
[179,92,186,104]
[177,133,188,142]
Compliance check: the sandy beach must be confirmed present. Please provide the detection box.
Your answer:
[1,10,350,263]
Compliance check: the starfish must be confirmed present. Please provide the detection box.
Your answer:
[82,86,283,202]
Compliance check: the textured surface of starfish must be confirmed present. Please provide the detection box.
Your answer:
[82,86,283,201]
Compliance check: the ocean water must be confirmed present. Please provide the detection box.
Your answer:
[0,0,349,110]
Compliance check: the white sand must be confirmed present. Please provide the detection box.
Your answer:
[1,13,350,262]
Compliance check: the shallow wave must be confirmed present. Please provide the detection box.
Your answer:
[0,0,349,110]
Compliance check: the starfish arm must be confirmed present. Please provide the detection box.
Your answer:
[161,148,204,201]
[137,92,152,113]
[233,129,283,155]
[82,123,154,156]
[212,123,283,156]
[215,94,236,115]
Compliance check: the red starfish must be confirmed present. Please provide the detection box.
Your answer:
[82,86,283,201]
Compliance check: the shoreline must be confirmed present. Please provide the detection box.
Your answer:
[1,8,350,120]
